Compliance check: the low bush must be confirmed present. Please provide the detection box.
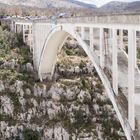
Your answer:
[23,128,40,140]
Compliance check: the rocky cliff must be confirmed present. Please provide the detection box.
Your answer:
[0,26,126,140]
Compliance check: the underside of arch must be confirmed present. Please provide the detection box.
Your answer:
[38,30,69,79]
[38,27,98,80]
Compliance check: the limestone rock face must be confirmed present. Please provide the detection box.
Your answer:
[48,85,63,101]
[2,59,17,69]
[0,80,5,92]
[77,90,91,103]
[1,96,14,115]
[26,63,34,72]
[0,121,24,139]
[44,125,69,140]
[15,80,23,93]
[65,88,76,100]
[33,84,46,96]
[0,32,125,140]
[25,88,31,95]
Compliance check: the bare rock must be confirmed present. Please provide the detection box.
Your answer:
[15,80,23,93]
[25,88,31,95]
[77,90,91,103]
[26,63,33,72]
[0,96,14,115]
[0,80,5,92]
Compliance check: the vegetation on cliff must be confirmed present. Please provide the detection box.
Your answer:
[0,25,126,140]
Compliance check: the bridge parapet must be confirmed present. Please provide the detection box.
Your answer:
[11,14,140,25]
[57,15,140,24]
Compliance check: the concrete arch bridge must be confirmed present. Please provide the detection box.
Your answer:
[13,15,140,140]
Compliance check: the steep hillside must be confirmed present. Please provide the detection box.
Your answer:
[100,1,129,12]
[100,1,140,13]
[0,0,90,8]
[71,0,96,8]
[125,1,140,12]
[0,25,126,140]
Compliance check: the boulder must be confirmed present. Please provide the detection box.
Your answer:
[77,90,91,103]
[0,96,14,115]
[26,63,33,72]
[15,80,23,93]
[3,59,16,69]
[25,88,31,95]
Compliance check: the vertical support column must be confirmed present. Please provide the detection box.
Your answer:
[90,27,94,52]
[23,25,25,42]
[119,30,123,51]
[100,28,105,68]
[128,29,135,130]
[81,26,84,40]
[11,21,14,32]
[112,29,118,95]
[14,23,17,33]
[108,29,112,57]
[29,25,32,50]
[109,28,112,38]
[134,31,137,68]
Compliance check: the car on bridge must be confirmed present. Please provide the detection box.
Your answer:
[57,13,69,18]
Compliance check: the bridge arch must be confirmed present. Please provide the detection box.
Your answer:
[38,25,132,139]
[38,25,100,81]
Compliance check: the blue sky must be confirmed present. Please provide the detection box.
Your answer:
[77,0,140,7]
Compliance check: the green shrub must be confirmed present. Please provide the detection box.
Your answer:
[1,24,10,31]
[9,92,22,114]
[23,129,40,140]
[16,32,24,47]
[0,114,16,126]
[137,48,140,59]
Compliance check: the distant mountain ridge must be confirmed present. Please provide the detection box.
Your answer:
[71,0,96,8]
[0,0,96,8]
[125,1,140,11]
[100,1,140,13]
[0,0,140,16]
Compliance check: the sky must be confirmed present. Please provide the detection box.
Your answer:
[77,0,140,7]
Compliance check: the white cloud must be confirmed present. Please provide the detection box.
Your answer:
[77,0,140,7]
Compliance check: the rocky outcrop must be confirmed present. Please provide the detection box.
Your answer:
[1,95,14,115]
[0,57,125,139]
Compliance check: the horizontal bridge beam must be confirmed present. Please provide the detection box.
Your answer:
[73,23,140,31]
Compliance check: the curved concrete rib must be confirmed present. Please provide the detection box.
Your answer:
[38,27,69,80]
[39,27,133,140]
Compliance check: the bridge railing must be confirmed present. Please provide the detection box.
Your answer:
[57,15,140,24]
